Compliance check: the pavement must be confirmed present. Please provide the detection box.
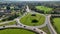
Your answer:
[0,5,47,34]
[46,15,57,34]
[25,5,57,34]
[0,5,57,34]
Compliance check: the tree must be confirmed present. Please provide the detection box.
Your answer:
[7,6,10,10]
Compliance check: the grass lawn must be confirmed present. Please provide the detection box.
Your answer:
[0,21,16,26]
[40,26,50,34]
[35,6,53,13]
[0,29,35,34]
[20,13,45,26]
[8,21,16,25]
[0,20,2,23]
[52,17,60,34]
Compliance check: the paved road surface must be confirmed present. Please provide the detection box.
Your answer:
[0,5,57,34]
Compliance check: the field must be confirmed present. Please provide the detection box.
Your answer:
[20,13,45,26]
[35,6,53,13]
[0,29,35,34]
[52,17,60,34]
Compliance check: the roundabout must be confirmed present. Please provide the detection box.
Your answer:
[0,5,53,34]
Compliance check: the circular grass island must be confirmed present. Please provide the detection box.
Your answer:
[20,13,45,26]
[0,28,36,34]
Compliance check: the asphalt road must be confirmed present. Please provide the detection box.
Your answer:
[26,5,57,34]
[0,5,57,34]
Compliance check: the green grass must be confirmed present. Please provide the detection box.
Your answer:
[40,26,50,34]
[52,17,60,34]
[0,21,16,26]
[0,20,2,23]
[35,6,53,13]
[20,13,45,26]
[8,21,16,25]
[0,29,35,34]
